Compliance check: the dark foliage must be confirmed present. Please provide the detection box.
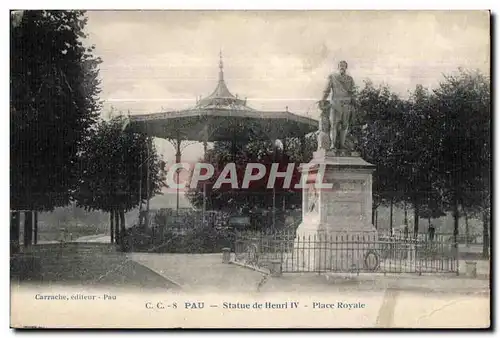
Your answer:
[11,10,101,211]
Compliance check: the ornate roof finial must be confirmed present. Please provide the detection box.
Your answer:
[195,51,253,110]
[219,49,224,81]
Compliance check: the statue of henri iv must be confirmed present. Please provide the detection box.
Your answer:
[317,60,356,151]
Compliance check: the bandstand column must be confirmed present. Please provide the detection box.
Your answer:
[281,138,288,213]
[145,136,151,227]
[202,138,208,224]
[175,132,181,215]
[272,138,279,230]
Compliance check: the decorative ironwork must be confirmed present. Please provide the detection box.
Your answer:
[233,230,459,275]
[363,249,380,271]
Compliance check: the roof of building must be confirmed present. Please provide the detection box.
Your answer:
[126,52,318,141]
[195,51,252,111]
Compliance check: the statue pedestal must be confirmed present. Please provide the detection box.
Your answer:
[293,150,378,272]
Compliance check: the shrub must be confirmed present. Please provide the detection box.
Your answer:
[126,226,236,253]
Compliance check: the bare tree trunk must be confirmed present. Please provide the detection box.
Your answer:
[413,202,419,238]
[404,200,408,226]
[119,210,126,250]
[110,211,114,244]
[33,211,38,245]
[463,207,470,247]
[24,211,33,247]
[482,208,489,259]
[452,197,459,249]
[10,211,20,254]
[114,210,120,244]
[389,198,394,233]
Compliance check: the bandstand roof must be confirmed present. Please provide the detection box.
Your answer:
[126,53,318,142]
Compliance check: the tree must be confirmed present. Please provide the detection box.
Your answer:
[355,81,409,229]
[431,69,490,249]
[10,10,101,250]
[75,116,166,249]
[354,81,448,234]
[401,84,443,235]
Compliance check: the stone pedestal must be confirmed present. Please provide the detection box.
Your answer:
[294,150,378,272]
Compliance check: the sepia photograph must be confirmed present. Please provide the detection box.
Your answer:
[9,9,491,328]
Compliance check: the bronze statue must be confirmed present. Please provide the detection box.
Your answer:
[319,60,356,150]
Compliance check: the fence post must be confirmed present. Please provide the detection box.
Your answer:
[270,259,282,277]
[222,247,231,264]
[465,261,477,278]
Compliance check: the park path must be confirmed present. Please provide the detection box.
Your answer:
[74,234,110,243]
[127,253,266,292]
[36,234,110,244]
[128,252,490,327]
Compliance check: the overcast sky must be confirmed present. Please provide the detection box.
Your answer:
[85,10,490,162]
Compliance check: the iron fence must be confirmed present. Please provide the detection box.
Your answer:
[233,230,459,275]
[376,229,484,244]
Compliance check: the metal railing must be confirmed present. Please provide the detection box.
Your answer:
[234,230,458,275]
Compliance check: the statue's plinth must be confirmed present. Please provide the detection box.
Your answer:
[293,149,378,272]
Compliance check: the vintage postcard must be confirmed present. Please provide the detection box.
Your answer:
[10,10,491,329]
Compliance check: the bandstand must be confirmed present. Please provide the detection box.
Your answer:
[126,52,317,225]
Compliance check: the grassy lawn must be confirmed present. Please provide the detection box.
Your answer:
[11,243,178,290]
